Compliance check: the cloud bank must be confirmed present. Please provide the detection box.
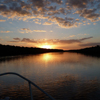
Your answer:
[9,36,93,45]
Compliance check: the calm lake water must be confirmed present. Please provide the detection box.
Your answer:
[0,52,100,100]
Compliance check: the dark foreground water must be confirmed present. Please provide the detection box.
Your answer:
[0,52,100,100]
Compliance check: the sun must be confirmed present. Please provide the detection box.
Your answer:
[40,45,52,49]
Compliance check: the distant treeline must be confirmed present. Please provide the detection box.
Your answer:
[0,44,63,57]
[66,45,100,57]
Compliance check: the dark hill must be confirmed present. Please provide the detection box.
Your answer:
[66,45,100,57]
[0,44,63,57]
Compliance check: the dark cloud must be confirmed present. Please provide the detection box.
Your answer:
[9,38,37,43]
[47,10,60,16]
[66,0,100,22]
[79,37,93,41]
[10,37,93,44]
[66,0,89,9]
[97,3,100,9]
[21,28,30,31]
[50,0,63,4]
[66,0,98,9]
[0,5,7,11]
[46,6,56,11]
[59,8,66,15]
[56,37,93,44]
[0,5,31,19]
[30,0,45,8]
[80,42,100,47]
[20,1,32,10]
[13,38,21,41]
[79,8,99,21]
[21,38,37,43]
[48,16,77,28]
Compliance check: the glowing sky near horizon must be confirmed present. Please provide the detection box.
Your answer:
[0,0,100,50]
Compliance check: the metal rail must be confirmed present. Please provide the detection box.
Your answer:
[0,72,55,100]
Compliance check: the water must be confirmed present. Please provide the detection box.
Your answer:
[0,52,100,100]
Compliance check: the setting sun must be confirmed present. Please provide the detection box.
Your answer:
[40,45,52,49]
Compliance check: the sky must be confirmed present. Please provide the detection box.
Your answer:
[0,0,100,50]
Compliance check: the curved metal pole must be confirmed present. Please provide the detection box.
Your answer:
[29,82,34,100]
[0,72,55,100]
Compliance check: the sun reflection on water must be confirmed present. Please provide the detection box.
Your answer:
[42,53,52,62]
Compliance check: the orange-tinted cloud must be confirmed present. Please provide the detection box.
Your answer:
[19,28,33,33]
[33,30,46,32]
[0,19,6,22]
[43,22,53,25]
[0,31,11,33]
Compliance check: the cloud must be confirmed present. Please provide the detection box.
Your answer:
[33,19,41,24]
[80,8,99,22]
[80,42,100,47]
[33,30,46,32]
[0,31,11,33]
[30,0,47,8]
[58,8,66,15]
[75,19,80,21]
[13,38,21,41]
[0,5,7,11]
[54,37,93,44]
[21,38,37,43]
[19,31,25,34]
[75,8,100,22]
[46,7,66,15]
[0,38,3,40]
[50,30,53,32]
[70,35,75,37]
[21,28,30,31]
[66,0,89,9]
[20,28,33,33]
[33,19,40,21]
[35,21,41,24]
[47,10,60,16]
[48,16,78,28]
[19,28,46,33]
[43,22,53,25]
[87,23,90,25]
[79,37,93,41]
[50,0,63,5]
[0,3,32,19]
[46,6,56,11]
[0,19,6,22]
[9,38,37,43]
[93,23,96,25]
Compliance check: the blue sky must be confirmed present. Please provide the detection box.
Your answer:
[0,0,100,50]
